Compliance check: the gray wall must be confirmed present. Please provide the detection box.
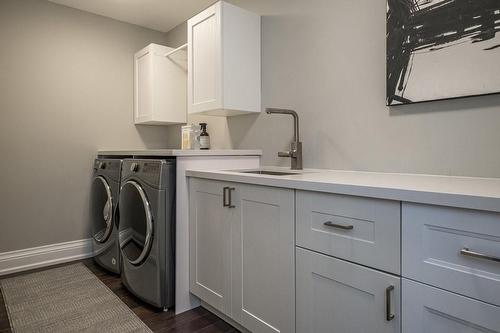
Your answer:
[0,0,170,252]
[1,0,499,253]
[167,0,500,178]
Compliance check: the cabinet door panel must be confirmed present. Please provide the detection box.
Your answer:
[232,184,295,333]
[296,247,401,333]
[189,178,231,314]
[402,278,500,333]
[187,2,221,113]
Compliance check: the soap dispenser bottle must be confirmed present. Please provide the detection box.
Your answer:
[199,123,210,150]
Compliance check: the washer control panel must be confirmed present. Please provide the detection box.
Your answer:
[94,159,122,182]
[130,162,140,173]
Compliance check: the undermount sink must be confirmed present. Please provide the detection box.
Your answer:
[238,170,299,176]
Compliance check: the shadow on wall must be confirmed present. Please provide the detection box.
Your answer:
[135,125,171,149]
[227,113,260,148]
[389,92,500,116]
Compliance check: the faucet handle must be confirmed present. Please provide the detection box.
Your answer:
[278,151,292,157]
[278,150,298,158]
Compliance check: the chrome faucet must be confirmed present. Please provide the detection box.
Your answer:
[266,108,303,170]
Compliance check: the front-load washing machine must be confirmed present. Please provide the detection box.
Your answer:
[90,158,122,274]
[118,159,176,309]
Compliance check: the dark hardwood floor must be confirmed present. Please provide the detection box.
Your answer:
[0,259,238,333]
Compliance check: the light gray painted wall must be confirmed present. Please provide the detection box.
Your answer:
[166,0,500,178]
[0,0,170,252]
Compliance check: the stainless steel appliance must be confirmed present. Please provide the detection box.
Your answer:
[91,158,122,274]
[118,159,176,309]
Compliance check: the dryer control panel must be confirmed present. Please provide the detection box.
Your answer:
[121,159,175,190]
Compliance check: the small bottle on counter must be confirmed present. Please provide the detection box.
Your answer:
[199,123,210,150]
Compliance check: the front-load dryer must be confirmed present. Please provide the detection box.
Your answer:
[90,158,122,274]
[118,159,176,309]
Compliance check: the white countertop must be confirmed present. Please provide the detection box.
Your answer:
[98,149,262,157]
[186,167,500,213]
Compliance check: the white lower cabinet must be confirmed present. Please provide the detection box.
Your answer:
[231,184,295,333]
[189,178,232,314]
[402,278,500,333]
[296,247,401,333]
[189,178,295,332]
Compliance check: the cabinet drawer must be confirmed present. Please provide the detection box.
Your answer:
[296,190,401,274]
[296,247,401,333]
[402,278,500,333]
[402,203,500,307]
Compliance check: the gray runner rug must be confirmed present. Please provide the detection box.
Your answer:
[0,263,152,332]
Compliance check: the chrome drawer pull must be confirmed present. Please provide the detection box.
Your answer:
[323,221,354,230]
[386,285,395,321]
[223,187,229,207]
[460,248,500,263]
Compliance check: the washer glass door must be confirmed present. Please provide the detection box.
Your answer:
[91,176,114,243]
[118,180,153,265]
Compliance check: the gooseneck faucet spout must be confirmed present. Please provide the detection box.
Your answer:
[266,108,300,142]
[266,108,303,170]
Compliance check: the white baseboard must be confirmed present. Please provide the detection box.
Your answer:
[0,239,93,276]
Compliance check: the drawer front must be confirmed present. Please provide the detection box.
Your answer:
[296,247,401,333]
[402,278,500,333]
[296,190,401,274]
[402,203,500,307]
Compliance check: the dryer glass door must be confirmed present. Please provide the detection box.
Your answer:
[91,176,114,243]
[118,180,153,265]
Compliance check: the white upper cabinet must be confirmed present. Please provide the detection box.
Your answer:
[134,43,187,125]
[187,1,261,116]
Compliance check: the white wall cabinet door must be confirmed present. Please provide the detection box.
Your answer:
[231,184,295,333]
[187,3,221,114]
[187,1,261,116]
[402,278,500,333]
[189,178,232,315]
[296,247,401,333]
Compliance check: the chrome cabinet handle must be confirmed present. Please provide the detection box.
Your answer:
[223,187,229,207]
[227,187,235,208]
[386,285,395,321]
[460,248,500,263]
[222,187,235,208]
[323,221,354,230]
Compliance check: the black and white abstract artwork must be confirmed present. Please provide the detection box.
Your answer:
[387,0,500,105]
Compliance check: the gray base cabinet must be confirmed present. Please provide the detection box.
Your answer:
[189,175,500,333]
[189,178,295,333]
[296,247,401,333]
[296,190,401,274]
[402,279,500,333]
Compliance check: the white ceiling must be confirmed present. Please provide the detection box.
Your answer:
[47,0,303,33]
[48,0,217,32]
